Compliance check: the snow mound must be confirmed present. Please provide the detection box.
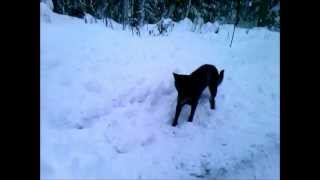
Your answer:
[40,2,85,25]
[202,21,220,33]
[175,18,193,31]
[163,18,174,25]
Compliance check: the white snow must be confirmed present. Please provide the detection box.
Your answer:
[41,3,279,179]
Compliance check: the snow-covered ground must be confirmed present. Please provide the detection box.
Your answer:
[41,3,279,180]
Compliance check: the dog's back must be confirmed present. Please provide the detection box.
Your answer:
[191,64,219,89]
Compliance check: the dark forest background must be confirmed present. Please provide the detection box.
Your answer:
[43,0,280,31]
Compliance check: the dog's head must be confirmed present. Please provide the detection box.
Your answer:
[173,73,190,92]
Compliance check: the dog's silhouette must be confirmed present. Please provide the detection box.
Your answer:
[172,64,224,126]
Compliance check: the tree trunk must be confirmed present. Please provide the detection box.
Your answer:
[139,0,146,27]
[230,0,241,47]
[122,0,129,30]
[60,0,65,14]
[167,4,176,19]
[185,0,191,19]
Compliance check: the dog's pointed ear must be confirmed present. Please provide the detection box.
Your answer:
[173,73,179,80]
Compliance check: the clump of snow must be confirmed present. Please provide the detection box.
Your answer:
[163,18,173,25]
[192,17,205,33]
[163,18,175,32]
[146,18,175,36]
[213,21,220,29]
[202,21,220,34]
[41,7,279,180]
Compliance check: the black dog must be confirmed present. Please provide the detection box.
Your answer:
[172,64,224,126]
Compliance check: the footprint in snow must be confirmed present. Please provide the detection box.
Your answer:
[112,139,138,154]
[129,89,150,105]
[111,98,125,108]
[113,145,129,154]
[137,89,150,103]
[74,124,84,130]
[233,102,242,109]
[141,135,155,147]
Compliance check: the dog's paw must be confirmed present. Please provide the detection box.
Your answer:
[172,122,178,127]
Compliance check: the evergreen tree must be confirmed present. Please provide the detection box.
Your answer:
[48,0,280,30]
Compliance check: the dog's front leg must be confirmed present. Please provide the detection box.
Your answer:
[210,97,215,110]
[172,103,182,127]
[188,101,198,123]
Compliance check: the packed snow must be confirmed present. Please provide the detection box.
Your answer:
[41,3,279,180]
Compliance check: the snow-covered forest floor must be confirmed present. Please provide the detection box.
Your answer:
[41,3,279,179]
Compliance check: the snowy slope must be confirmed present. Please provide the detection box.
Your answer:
[41,3,279,179]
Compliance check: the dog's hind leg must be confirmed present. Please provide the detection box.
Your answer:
[209,84,217,110]
[188,101,198,123]
[172,102,182,127]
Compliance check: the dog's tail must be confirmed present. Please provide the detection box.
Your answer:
[217,69,224,85]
